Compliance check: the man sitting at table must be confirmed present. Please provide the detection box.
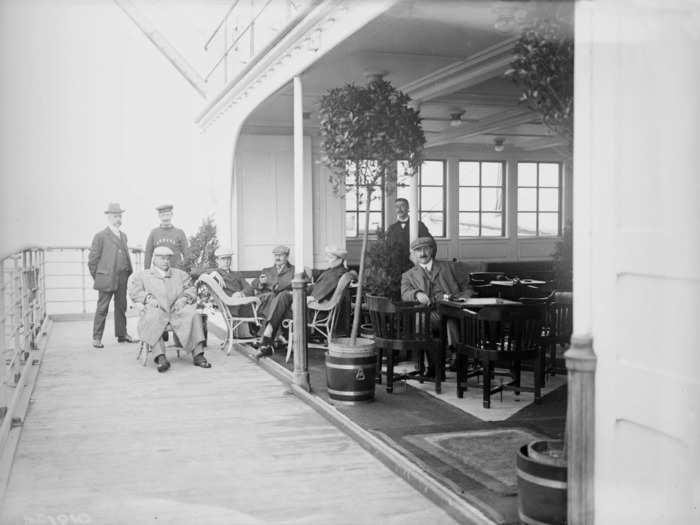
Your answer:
[128,246,212,373]
[401,236,472,376]
[254,245,348,358]
[250,245,295,319]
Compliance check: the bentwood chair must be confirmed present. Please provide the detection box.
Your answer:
[367,295,443,394]
[454,304,546,408]
[520,291,572,376]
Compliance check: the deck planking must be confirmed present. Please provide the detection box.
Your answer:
[1,320,458,525]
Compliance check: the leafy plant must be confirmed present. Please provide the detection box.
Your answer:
[552,221,572,290]
[183,217,219,274]
[319,77,425,343]
[364,229,404,301]
[505,11,574,147]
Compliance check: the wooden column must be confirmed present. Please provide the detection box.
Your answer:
[565,334,596,525]
[292,75,310,390]
[409,167,419,243]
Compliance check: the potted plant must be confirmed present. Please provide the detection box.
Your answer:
[364,229,404,302]
[506,11,573,524]
[318,77,425,400]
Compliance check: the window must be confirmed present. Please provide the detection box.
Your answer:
[396,160,446,237]
[344,161,384,237]
[517,162,561,236]
[458,161,505,237]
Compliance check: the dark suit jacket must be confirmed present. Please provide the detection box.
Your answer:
[252,263,295,294]
[401,259,470,303]
[386,220,433,272]
[310,265,348,302]
[88,228,133,292]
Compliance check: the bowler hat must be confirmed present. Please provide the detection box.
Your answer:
[410,237,434,251]
[325,245,347,259]
[104,202,125,214]
[155,204,173,212]
[272,245,290,255]
[153,246,174,256]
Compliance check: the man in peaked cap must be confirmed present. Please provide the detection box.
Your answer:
[128,245,211,373]
[144,204,188,270]
[250,245,295,319]
[254,245,348,358]
[88,203,136,348]
[401,236,471,377]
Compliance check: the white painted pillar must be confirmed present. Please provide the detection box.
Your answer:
[409,167,419,242]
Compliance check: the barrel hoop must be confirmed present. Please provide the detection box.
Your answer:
[518,510,558,525]
[516,468,567,490]
[326,362,376,370]
[327,387,374,396]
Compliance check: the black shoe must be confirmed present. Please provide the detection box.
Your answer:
[155,355,171,373]
[117,334,137,343]
[193,354,212,368]
[92,339,104,349]
[423,368,436,379]
[254,345,273,359]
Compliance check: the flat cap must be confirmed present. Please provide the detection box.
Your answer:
[104,202,125,214]
[272,245,290,255]
[410,237,434,251]
[153,246,174,256]
[215,248,234,258]
[325,245,347,259]
[155,204,173,212]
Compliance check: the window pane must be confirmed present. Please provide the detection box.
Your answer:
[518,212,537,236]
[357,187,368,209]
[518,163,537,186]
[459,212,479,236]
[421,187,443,211]
[421,161,444,186]
[459,188,479,211]
[397,160,411,177]
[518,188,537,211]
[368,187,383,211]
[345,213,357,237]
[539,188,559,212]
[481,188,503,212]
[539,163,560,187]
[481,213,503,236]
[538,213,559,236]
[482,162,503,186]
[358,212,383,234]
[396,185,411,201]
[345,188,357,211]
[345,166,356,186]
[421,212,444,237]
[459,161,479,186]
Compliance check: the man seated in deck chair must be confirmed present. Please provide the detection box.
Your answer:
[195,248,256,316]
[128,246,212,373]
[253,245,348,358]
[250,245,295,319]
[401,236,472,377]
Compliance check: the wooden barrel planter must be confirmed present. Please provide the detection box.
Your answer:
[516,441,567,525]
[326,337,376,404]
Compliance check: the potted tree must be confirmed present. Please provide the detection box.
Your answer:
[318,77,425,401]
[506,11,573,525]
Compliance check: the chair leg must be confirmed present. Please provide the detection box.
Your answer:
[482,360,492,409]
[535,352,543,404]
[434,345,444,395]
[513,360,521,396]
[550,343,557,376]
[456,353,464,398]
[375,348,383,384]
[418,349,425,382]
[386,350,394,394]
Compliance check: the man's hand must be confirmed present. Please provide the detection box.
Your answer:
[259,274,268,285]
[415,291,430,305]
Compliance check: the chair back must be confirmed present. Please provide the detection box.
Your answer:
[366,295,431,343]
[549,291,573,343]
[311,270,357,310]
[460,305,546,355]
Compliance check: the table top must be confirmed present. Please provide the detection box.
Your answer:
[490,279,547,287]
[439,297,522,308]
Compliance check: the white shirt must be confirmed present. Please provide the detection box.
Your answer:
[397,218,408,230]
[108,225,121,237]
[419,259,434,273]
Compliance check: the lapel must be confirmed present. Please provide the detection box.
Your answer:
[103,227,122,249]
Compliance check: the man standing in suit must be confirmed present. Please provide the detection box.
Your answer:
[251,245,295,318]
[88,203,136,348]
[386,198,433,272]
[144,204,188,270]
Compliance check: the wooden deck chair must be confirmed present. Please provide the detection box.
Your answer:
[285,270,357,362]
[196,272,264,356]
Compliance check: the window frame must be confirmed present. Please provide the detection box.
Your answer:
[457,160,507,238]
[344,161,386,239]
[516,161,563,238]
[396,159,447,238]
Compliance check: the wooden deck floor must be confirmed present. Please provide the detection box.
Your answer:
[1,320,458,525]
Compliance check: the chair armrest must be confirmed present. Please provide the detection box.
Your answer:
[196,273,261,307]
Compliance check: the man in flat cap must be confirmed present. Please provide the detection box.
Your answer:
[254,245,348,358]
[144,204,188,270]
[128,246,211,373]
[401,236,471,376]
[250,245,295,319]
[88,203,136,348]
[386,198,433,273]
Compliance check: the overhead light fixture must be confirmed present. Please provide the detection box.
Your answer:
[494,137,505,152]
[449,112,464,127]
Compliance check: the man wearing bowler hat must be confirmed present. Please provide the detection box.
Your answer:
[88,203,136,348]
[144,204,188,270]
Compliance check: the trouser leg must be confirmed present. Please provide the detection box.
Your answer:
[152,339,166,357]
[265,291,293,336]
[113,271,129,338]
[93,290,114,340]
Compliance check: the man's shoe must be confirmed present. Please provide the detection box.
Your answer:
[254,345,273,359]
[117,334,137,343]
[423,368,436,379]
[92,339,104,349]
[193,354,212,368]
[155,355,171,373]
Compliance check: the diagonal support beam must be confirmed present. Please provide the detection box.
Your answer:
[426,107,536,147]
[114,0,207,98]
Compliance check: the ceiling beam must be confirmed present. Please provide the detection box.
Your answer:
[401,37,517,103]
[518,136,571,151]
[426,107,536,147]
[429,92,521,108]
